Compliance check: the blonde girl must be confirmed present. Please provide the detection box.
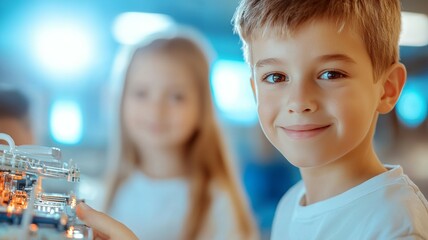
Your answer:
[77,27,258,240]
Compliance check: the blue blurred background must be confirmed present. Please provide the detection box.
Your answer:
[1,1,427,239]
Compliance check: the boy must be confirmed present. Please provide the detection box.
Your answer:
[76,0,428,239]
[233,0,428,239]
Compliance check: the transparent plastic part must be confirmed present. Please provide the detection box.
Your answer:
[0,133,92,239]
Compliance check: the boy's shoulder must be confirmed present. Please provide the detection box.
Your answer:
[369,173,428,225]
[355,174,428,238]
[272,180,304,221]
[271,181,305,240]
[274,166,428,218]
[271,166,428,239]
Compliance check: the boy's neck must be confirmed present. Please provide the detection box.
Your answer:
[299,145,386,206]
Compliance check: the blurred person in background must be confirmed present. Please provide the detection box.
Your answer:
[0,84,34,145]
[78,26,258,240]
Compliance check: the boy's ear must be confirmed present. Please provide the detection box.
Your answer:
[377,63,406,114]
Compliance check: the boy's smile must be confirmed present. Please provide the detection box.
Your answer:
[250,19,385,168]
[282,123,332,140]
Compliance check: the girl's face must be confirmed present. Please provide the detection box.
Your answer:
[123,51,200,151]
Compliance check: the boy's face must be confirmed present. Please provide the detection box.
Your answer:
[250,19,385,168]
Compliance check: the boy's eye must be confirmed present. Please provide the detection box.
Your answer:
[319,71,347,80]
[263,73,288,84]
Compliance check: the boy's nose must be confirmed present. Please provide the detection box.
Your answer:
[288,103,316,113]
[286,83,318,114]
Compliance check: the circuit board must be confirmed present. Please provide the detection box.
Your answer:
[0,133,91,239]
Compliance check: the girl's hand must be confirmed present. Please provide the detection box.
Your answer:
[76,202,139,240]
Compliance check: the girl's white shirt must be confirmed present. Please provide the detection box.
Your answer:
[109,170,244,240]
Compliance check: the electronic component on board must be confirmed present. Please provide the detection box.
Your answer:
[0,133,91,239]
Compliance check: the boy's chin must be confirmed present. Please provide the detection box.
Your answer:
[283,152,335,169]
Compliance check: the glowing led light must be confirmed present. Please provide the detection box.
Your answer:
[29,223,38,232]
[32,21,95,76]
[7,205,14,215]
[66,226,75,238]
[396,87,427,128]
[73,233,85,239]
[71,197,76,208]
[50,100,83,144]
[211,60,258,125]
[112,12,175,45]
[400,12,428,46]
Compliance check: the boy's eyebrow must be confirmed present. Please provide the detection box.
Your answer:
[316,54,357,64]
[254,58,284,69]
[254,54,356,69]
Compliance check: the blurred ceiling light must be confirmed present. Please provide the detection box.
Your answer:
[33,21,95,76]
[396,87,427,128]
[112,12,175,45]
[400,12,428,46]
[50,100,83,145]
[211,60,258,126]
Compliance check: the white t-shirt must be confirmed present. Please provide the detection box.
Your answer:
[271,165,428,240]
[109,171,245,240]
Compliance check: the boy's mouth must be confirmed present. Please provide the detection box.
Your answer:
[281,124,331,139]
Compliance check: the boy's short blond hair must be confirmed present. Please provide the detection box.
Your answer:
[233,0,402,79]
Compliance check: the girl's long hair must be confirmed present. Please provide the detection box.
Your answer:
[105,28,256,239]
